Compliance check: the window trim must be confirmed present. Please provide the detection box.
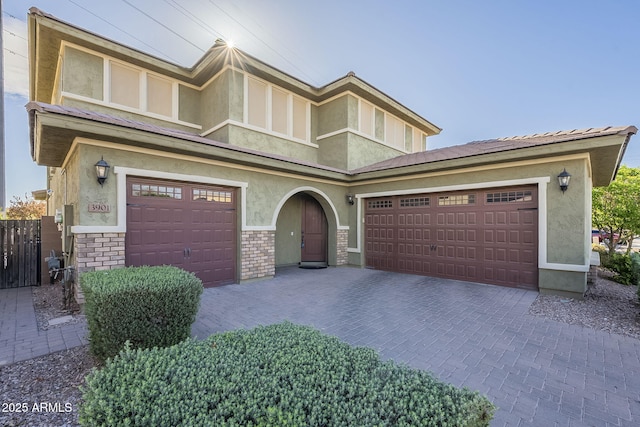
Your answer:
[243,74,311,144]
[358,97,427,154]
[58,42,201,129]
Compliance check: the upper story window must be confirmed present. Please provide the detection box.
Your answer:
[109,62,140,108]
[59,45,199,128]
[108,60,175,119]
[385,115,405,150]
[358,98,427,153]
[246,76,310,143]
[360,100,376,138]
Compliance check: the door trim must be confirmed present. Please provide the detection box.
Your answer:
[72,166,248,234]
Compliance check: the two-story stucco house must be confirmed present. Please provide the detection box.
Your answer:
[27,8,636,299]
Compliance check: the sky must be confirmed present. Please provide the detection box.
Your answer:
[2,0,640,208]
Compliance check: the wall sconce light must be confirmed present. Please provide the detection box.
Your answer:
[346,194,355,205]
[95,157,110,186]
[557,168,571,193]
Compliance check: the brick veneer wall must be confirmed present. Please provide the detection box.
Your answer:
[73,232,126,303]
[241,230,275,280]
[336,229,349,265]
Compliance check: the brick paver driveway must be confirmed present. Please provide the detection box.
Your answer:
[193,266,640,427]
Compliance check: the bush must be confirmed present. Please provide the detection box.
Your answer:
[80,265,203,362]
[602,253,640,286]
[80,322,495,427]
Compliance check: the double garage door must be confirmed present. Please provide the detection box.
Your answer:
[365,186,538,290]
[126,178,237,287]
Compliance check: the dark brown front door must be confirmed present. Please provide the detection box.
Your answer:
[126,178,237,287]
[301,195,327,263]
[365,186,538,290]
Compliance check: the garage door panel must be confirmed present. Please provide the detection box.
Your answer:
[484,212,494,225]
[365,186,537,290]
[523,231,534,244]
[484,230,494,243]
[126,178,237,287]
[509,211,519,224]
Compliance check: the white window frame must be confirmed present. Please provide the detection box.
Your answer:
[105,59,178,121]
[243,75,311,144]
[358,97,424,154]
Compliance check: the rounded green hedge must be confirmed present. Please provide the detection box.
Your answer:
[80,322,495,426]
[80,265,203,362]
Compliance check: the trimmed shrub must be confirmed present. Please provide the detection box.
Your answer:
[602,253,640,286]
[80,322,495,427]
[80,265,203,362]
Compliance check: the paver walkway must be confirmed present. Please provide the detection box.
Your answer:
[0,286,87,366]
[194,266,640,427]
[2,266,639,426]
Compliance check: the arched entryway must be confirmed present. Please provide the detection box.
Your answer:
[275,192,331,268]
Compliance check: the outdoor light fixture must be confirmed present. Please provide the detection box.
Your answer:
[557,168,571,193]
[346,194,355,205]
[95,157,110,186]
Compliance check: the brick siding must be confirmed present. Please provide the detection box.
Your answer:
[241,230,275,280]
[73,232,126,303]
[336,229,349,265]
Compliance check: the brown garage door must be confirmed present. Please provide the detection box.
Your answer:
[365,186,538,290]
[126,177,237,287]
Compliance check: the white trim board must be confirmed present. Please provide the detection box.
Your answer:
[71,166,249,233]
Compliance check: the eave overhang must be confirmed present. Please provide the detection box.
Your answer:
[350,127,637,186]
[28,103,352,184]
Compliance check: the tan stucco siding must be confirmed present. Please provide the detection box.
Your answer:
[178,85,200,124]
[200,70,229,132]
[48,149,81,225]
[317,95,349,135]
[347,134,406,170]
[539,270,585,297]
[62,47,103,100]
[318,134,349,170]
[228,69,244,123]
[60,98,198,133]
[347,95,359,130]
[375,109,384,141]
[76,145,119,227]
[275,197,303,265]
[544,158,588,265]
[226,125,318,163]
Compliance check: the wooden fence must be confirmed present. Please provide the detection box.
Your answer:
[0,219,41,288]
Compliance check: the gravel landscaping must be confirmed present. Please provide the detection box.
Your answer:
[1,270,638,426]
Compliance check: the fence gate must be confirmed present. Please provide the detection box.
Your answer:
[1,220,41,289]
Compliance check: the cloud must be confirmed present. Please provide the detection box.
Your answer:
[3,15,29,98]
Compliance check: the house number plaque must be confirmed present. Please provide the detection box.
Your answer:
[88,202,111,213]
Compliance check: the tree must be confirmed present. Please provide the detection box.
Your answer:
[5,194,46,220]
[592,166,640,254]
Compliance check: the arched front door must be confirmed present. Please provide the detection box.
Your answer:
[300,195,328,265]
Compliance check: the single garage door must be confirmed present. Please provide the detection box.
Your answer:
[365,186,538,290]
[126,177,237,287]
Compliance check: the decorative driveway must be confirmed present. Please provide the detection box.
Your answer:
[193,266,640,427]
